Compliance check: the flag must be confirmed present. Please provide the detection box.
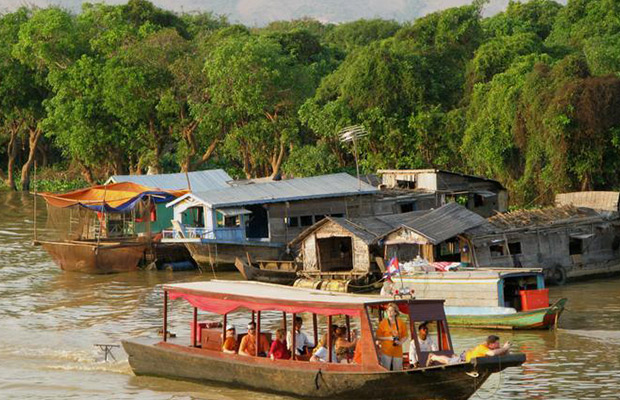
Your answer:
[387,256,400,275]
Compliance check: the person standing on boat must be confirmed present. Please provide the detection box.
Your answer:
[409,322,437,368]
[287,316,313,356]
[239,322,270,357]
[375,303,408,370]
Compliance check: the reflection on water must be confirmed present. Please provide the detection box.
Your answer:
[0,192,619,399]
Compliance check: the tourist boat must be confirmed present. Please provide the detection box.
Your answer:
[122,280,525,399]
[394,268,567,329]
[234,257,300,285]
[35,182,187,274]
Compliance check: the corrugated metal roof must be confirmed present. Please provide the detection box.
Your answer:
[400,202,488,244]
[291,210,430,245]
[108,169,232,192]
[189,173,378,207]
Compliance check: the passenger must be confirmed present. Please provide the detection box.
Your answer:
[287,316,313,356]
[375,302,408,370]
[409,323,437,368]
[313,324,338,351]
[269,328,291,360]
[222,324,237,354]
[310,333,337,363]
[238,322,270,357]
[335,326,357,363]
[426,335,511,366]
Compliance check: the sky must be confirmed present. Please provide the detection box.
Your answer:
[0,0,557,26]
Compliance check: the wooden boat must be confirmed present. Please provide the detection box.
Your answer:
[122,280,525,399]
[37,239,147,274]
[395,268,567,329]
[234,257,300,285]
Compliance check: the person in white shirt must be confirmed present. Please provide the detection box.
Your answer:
[287,316,313,355]
[310,333,337,363]
[409,323,437,368]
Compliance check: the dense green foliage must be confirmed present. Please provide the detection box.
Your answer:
[1,0,620,205]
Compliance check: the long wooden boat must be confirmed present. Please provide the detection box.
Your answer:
[36,239,147,274]
[122,280,525,399]
[396,268,567,330]
[234,257,300,285]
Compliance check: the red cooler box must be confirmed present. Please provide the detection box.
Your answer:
[519,289,549,311]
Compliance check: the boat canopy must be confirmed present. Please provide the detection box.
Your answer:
[165,280,415,317]
[39,182,187,212]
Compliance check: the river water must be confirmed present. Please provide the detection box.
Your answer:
[1,192,619,400]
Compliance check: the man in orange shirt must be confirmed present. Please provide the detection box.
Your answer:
[375,303,408,370]
[239,322,270,357]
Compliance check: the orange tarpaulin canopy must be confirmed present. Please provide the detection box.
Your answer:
[39,182,187,212]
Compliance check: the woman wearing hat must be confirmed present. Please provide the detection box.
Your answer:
[222,324,237,354]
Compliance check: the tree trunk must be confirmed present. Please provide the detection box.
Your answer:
[5,121,21,191]
[20,126,43,191]
[79,161,95,185]
[270,141,286,179]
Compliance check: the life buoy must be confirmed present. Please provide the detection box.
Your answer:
[549,265,567,286]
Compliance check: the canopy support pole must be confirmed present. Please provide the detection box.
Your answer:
[256,311,261,357]
[313,313,318,348]
[346,315,351,341]
[192,307,197,347]
[327,315,333,363]
[222,314,227,348]
[163,290,168,342]
[282,312,287,331]
[291,313,296,360]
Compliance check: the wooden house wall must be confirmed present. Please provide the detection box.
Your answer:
[300,220,371,273]
[471,223,620,270]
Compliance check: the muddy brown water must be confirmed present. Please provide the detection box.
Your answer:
[1,192,619,399]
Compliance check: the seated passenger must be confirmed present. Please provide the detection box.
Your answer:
[287,316,313,356]
[409,323,437,368]
[335,326,357,363]
[239,322,270,357]
[222,324,237,354]
[310,334,337,363]
[426,335,511,366]
[269,328,291,360]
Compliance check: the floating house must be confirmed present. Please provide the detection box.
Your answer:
[377,169,508,217]
[466,192,620,284]
[106,169,233,234]
[291,203,487,290]
[163,173,382,268]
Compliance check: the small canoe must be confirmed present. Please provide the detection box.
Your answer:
[446,298,567,330]
[234,257,299,285]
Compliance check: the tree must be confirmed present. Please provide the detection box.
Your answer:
[322,19,400,53]
[195,33,314,178]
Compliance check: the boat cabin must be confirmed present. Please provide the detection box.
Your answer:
[160,280,455,370]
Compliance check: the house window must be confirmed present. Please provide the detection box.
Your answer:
[396,179,415,189]
[216,212,240,228]
[490,244,505,257]
[400,202,415,213]
[300,215,313,226]
[508,242,522,255]
[314,215,325,223]
[331,213,344,218]
[474,194,484,207]
[285,216,299,227]
[569,238,583,255]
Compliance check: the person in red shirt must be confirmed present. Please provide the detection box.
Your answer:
[269,328,291,360]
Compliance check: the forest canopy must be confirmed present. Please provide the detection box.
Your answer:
[1,0,619,206]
